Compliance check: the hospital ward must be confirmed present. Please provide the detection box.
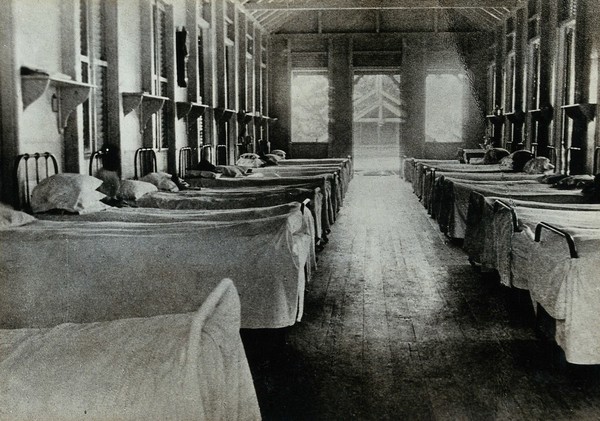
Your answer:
[1,0,600,419]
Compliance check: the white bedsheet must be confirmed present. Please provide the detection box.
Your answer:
[133,187,324,240]
[512,225,600,364]
[444,180,586,238]
[466,197,600,288]
[0,203,315,329]
[0,279,261,420]
[188,174,337,227]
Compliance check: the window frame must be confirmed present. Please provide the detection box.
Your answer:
[79,0,109,156]
[150,0,169,150]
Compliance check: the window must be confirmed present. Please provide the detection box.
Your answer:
[559,0,577,23]
[80,0,108,155]
[258,44,267,114]
[504,53,516,113]
[425,73,466,143]
[487,63,497,111]
[151,0,168,149]
[529,42,541,110]
[197,30,206,146]
[291,71,329,143]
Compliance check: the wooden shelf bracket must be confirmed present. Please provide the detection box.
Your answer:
[21,69,93,134]
[122,92,169,133]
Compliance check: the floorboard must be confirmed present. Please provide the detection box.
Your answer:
[243,174,600,420]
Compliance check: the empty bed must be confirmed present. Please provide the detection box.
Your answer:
[0,278,261,420]
[0,203,315,330]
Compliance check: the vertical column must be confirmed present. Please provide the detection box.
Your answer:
[0,0,20,203]
[402,38,426,158]
[269,37,291,153]
[329,37,353,158]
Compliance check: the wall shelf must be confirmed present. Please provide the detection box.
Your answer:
[21,70,93,134]
[213,107,236,122]
[562,103,596,121]
[485,114,505,125]
[237,110,254,124]
[260,116,278,127]
[122,92,169,133]
[176,101,210,131]
[504,110,525,124]
[529,106,554,123]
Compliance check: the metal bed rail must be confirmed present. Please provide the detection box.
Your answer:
[200,144,214,162]
[534,222,579,259]
[178,146,197,178]
[493,199,521,232]
[593,146,600,174]
[13,152,59,210]
[134,147,158,179]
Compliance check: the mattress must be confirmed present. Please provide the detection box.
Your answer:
[464,195,600,283]
[133,187,325,241]
[402,158,459,183]
[437,179,586,239]
[251,164,351,197]
[279,158,353,183]
[187,174,338,227]
[0,279,261,420]
[422,171,544,213]
[243,170,344,211]
[0,203,316,329]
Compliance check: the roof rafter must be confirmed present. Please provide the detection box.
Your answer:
[455,8,498,29]
[243,0,522,11]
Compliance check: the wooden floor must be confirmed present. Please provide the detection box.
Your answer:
[242,174,600,421]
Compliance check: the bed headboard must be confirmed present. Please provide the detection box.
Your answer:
[134,147,157,179]
[178,147,197,178]
[200,144,214,163]
[88,147,115,176]
[13,152,59,210]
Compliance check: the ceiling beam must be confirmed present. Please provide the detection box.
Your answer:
[243,0,522,11]
[455,9,497,30]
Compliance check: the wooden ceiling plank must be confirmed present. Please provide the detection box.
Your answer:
[456,9,495,29]
[242,0,521,11]
[261,10,294,29]
[480,8,503,20]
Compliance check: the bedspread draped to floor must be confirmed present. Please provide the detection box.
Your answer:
[1,203,315,329]
[0,279,261,420]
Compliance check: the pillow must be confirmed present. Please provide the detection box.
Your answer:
[498,150,534,171]
[216,165,247,178]
[117,180,158,201]
[31,173,107,214]
[185,170,219,179]
[0,203,37,227]
[140,172,171,186]
[271,149,286,159]
[95,169,121,198]
[262,154,280,166]
[482,148,510,164]
[523,157,555,174]
[551,174,594,190]
[236,153,264,168]
[156,178,179,192]
[76,190,112,214]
